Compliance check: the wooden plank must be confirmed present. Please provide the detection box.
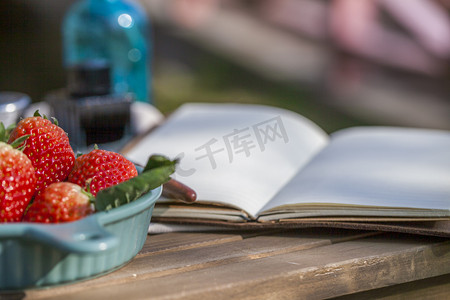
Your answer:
[334,273,450,299]
[139,232,244,255]
[28,234,449,300]
[23,229,372,299]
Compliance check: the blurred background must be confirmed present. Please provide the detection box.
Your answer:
[1,0,449,135]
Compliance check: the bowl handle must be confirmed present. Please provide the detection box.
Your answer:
[25,217,119,254]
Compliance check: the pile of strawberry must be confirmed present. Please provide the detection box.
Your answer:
[0,111,139,223]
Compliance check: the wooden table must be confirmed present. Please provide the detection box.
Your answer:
[6,228,450,299]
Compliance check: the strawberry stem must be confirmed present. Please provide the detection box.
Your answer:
[84,178,93,194]
[81,188,95,204]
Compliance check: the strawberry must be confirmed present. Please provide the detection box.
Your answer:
[68,148,138,196]
[23,182,93,223]
[8,111,75,195]
[0,124,36,222]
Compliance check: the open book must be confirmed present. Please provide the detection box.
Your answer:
[125,103,450,236]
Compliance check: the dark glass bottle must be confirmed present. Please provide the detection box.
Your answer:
[46,60,133,152]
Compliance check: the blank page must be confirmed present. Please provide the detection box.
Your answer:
[126,103,328,218]
[260,127,450,215]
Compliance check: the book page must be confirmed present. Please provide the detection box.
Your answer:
[125,103,329,218]
[259,127,450,217]
[154,204,251,222]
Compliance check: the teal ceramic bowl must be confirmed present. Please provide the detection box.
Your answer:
[0,185,162,290]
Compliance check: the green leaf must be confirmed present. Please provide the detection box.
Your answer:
[51,117,59,126]
[0,123,5,142]
[143,154,180,172]
[5,124,16,136]
[10,134,30,150]
[94,155,177,211]
[0,123,17,143]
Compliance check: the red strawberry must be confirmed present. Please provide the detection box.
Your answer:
[8,112,75,195]
[23,182,93,223]
[0,131,37,222]
[68,148,138,196]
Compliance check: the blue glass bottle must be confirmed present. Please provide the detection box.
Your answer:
[62,0,151,103]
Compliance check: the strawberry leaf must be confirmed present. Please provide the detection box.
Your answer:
[0,123,14,142]
[94,155,177,211]
[0,123,5,142]
[10,134,30,150]
[33,110,42,117]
